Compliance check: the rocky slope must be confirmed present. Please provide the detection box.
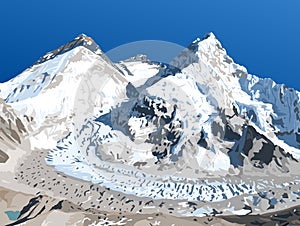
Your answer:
[0,33,299,225]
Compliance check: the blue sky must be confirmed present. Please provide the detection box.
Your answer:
[0,1,299,90]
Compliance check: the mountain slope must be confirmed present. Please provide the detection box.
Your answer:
[0,98,27,164]
[0,33,299,225]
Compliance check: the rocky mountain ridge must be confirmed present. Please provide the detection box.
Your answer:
[0,32,299,225]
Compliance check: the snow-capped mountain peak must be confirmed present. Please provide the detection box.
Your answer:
[0,32,299,223]
[34,33,110,65]
[192,31,217,43]
[122,54,151,62]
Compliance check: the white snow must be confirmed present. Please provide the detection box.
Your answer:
[1,33,299,213]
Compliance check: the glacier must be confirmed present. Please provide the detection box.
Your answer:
[0,32,299,222]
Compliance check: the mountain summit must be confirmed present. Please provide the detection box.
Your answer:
[35,33,104,64]
[0,33,299,225]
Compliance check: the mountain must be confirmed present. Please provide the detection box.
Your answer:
[0,33,299,226]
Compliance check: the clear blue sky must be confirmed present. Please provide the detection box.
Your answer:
[0,1,299,90]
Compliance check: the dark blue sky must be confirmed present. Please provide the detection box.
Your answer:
[1,1,299,90]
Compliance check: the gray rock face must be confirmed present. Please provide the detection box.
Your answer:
[228,125,297,171]
[0,150,8,163]
[0,99,26,146]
